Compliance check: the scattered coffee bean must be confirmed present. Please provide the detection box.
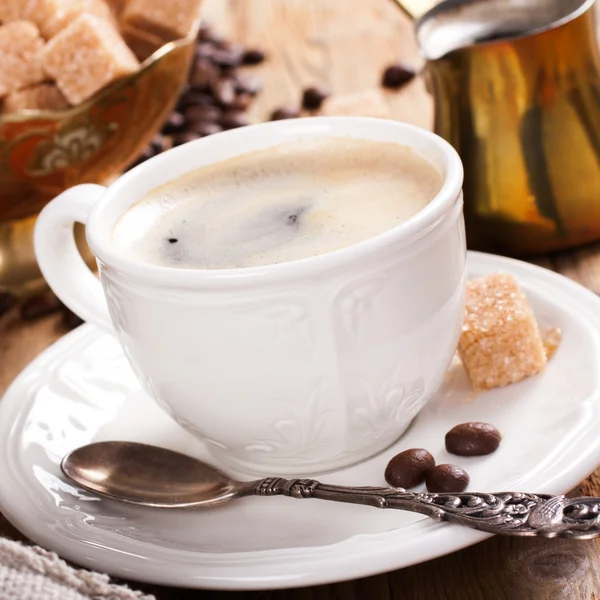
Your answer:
[20,290,62,320]
[229,91,252,111]
[220,65,237,79]
[172,132,201,146]
[184,104,222,123]
[384,448,435,489]
[445,422,502,456]
[426,464,470,493]
[242,48,266,65]
[162,111,186,135]
[382,63,416,89]
[220,110,249,129]
[0,291,15,318]
[149,134,170,154]
[136,145,156,163]
[234,73,262,96]
[270,106,300,120]
[182,90,214,107]
[168,238,178,243]
[136,135,171,163]
[127,22,263,170]
[190,59,220,89]
[302,86,329,110]
[191,122,223,137]
[210,46,243,69]
[197,23,216,42]
[195,42,217,61]
[197,23,227,47]
[209,35,228,51]
[213,78,236,106]
[62,307,84,331]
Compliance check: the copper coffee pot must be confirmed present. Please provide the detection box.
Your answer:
[393,0,600,256]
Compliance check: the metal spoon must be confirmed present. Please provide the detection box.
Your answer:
[62,441,600,539]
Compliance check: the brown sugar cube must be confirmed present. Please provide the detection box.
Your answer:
[121,0,203,43]
[41,14,139,104]
[0,0,38,22]
[0,21,45,98]
[29,0,115,39]
[0,0,24,22]
[458,272,547,391]
[3,83,70,112]
[121,24,164,61]
[320,89,392,119]
[0,0,114,38]
[104,0,125,16]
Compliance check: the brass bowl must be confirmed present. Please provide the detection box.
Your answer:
[0,33,197,295]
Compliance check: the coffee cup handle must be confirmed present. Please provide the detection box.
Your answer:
[34,184,113,332]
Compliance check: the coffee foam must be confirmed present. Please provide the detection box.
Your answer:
[112,138,443,269]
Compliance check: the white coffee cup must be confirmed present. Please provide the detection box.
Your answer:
[34,117,466,476]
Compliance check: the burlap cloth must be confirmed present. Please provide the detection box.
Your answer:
[0,537,155,600]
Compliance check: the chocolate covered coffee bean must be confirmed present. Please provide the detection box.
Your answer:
[426,464,470,493]
[445,422,502,456]
[381,63,416,89]
[384,449,435,489]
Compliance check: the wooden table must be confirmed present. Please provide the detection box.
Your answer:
[3,1,600,598]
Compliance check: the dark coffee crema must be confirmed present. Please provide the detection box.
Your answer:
[112,138,443,269]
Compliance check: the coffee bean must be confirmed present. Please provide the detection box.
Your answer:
[171,22,261,147]
[426,464,470,493]
[20,290,62,320]
[184,104,222,123]
[198,23,216,43]
[209,32,235,48]
[210,46,243,69]
[445,422,502,456]
[242,48,266,65]
[301,86,329,110]
[62,307,84,330]
[190,59,220,89]
[181,90,214,108]
[195,42,216,61]
[212,78,236,106]
[220,110,249,129]
[270,106,300,120]
[191,121,223,137]
[172,132,201,146]
[0,291,15,317]
[137,145,156,161]
[147,139,160,153]
[197,24,227,48]
[384,449,435,489]
[149,134,170,154]
[162,111,186,134]
[229,91,252,111]
[382,64,416,89]
[234,73,262,96]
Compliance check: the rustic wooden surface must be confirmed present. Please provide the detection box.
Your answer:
[2,0,600,598]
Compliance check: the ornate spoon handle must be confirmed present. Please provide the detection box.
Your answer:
[248,477,600,538]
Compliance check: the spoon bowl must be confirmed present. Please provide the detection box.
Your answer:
[62,441,243,508]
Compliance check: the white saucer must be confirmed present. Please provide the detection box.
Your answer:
[2,251,600,591]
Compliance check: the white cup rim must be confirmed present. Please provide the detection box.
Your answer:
[86,116,464,289]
